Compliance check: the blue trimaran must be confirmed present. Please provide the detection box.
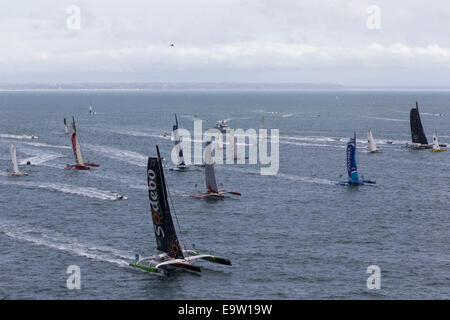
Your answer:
[337,133,376,186]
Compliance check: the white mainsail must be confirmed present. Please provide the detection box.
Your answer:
[71,119,85,166]
[173,118,186,166]
[64,118,68,135]
[230,129,237,160]
[204,141,219,193]
[432,131,441,151]
[367,128,378,153]
[74,134,85,165]
[11,144,19,174]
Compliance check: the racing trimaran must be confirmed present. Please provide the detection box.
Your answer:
[131,145,231,276]
[337,133,376,186]
[192,140,241,200]
[367,128,382,153]
[8,144,28,177]
[89,104,96,115]
[66,116,99,170]
[430,131,447,153]
[406,101,447,149]
[64,118,69,135]
[169,114,190,171]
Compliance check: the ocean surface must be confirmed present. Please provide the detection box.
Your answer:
[0,90,448,299]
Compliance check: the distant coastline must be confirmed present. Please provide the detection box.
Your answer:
[1,82,450,91]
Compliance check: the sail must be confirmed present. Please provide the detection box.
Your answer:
[230,129,237,160]
[432,131,440,151]
[205,140,219,193]
[11,144,19,174]
[64,118,68,135]
[367,128,377,152]
[260,116,264,129]
[172,114,185,165]
[70,118,85,166]
[147,148,184,259]
[347,133,360,183]
[410,102,428,144]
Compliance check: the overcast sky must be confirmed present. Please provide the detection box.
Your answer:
[1,0,450,86]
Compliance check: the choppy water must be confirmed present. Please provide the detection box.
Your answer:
[0,90,449,299]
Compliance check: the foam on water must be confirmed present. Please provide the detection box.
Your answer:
[19,153,64,166]
[109,128,170,140]
[84,143,147,167]
[0,134,34,140]
[0,180,124,201]
[0,221,131,267]
[365,116,408,122]
[276,172,337,185]
[22,141,71,149]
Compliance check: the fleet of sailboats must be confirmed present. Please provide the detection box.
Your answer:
[2,106,447,277]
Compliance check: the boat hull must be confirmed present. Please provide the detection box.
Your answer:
[7,172,28,177]
[85,163,100,167]
[65,164,91,170]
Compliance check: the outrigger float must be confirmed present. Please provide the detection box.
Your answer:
[130,145,231,276]
[191,140,241,200]
[65,117,99,170]
[337,133,376,186]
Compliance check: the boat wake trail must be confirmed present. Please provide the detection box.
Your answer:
[365,116,408,122]
[0,180,124,200]
[110,128,171,140]
[84,143,147,167]
[0,134,34,140]
[280,140,343,148]
[0,221,132,268]
[220,166,336,185]
[22,141,71,149]
[90,171,146,191]
[19,153,64,166]
[276,173,337,185]
[281,135,341,143]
